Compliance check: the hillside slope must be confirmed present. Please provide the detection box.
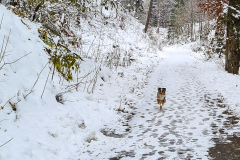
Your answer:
[0,4,164,160]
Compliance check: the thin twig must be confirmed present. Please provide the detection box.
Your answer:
[0,52,32,70]
[0,14,4,30]
[24,62,48,99]
[2,30,11,59]
[87,37,97,57]
[57,43,71,53]
[51,58,56,80]
[87,66,101,94]
[56,67,95,95]
[0,138,13,148]
[73,53,84,61]
[65,67,95,90]
[0,30,11,65]
[0,36,6,61]
[0,119,8,123]
[41,65,52,99]
[2,95,16,109]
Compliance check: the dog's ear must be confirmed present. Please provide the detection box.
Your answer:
[158,88,161,91]
[163,88,166,92]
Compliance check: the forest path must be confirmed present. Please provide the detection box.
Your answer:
[81,47,240,160]
[107,47,240,160]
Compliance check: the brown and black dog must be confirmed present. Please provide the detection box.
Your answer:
[157,88,166,110]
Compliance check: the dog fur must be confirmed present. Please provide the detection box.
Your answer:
[157,88,166,110]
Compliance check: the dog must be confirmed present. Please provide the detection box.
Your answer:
[157,88,166,110]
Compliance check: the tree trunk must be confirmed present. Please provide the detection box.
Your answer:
[225,0,240,74]
[144,0,153,33]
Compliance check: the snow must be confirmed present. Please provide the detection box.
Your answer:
[1,3,240,160]
[187,43,240,116]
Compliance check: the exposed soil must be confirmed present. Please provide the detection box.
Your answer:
[208,97,240,160]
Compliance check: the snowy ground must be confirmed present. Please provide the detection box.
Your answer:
[77,46,240,159]
[1,4,240,160]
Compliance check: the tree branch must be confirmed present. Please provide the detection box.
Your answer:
[41,64,52,99]
[24,62,48,99]
[0,14,4,30]
[0,138,13,148]
[0,52,32,70]
[0,30,11,65]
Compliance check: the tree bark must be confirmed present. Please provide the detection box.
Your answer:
[144,0,153,33]
[225,0,240,74]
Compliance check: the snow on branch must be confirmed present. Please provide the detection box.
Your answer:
[229,5,240,19]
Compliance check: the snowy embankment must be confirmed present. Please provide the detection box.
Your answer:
[0,4,163,160]
[187,43,240,116]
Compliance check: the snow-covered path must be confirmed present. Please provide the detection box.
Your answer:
[125,47,214,159]
[81,47,240,160]
[1,4,240,159]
